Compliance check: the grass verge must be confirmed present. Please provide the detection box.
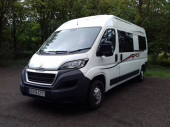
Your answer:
[145,64,170,78]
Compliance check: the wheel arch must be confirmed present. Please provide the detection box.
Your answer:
[141,62,147,72]
[90,74,106,91]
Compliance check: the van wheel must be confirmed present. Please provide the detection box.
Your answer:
[88,80,104,110]
[137,68,144,82]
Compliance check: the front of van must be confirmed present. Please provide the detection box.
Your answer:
[20,26,102,102]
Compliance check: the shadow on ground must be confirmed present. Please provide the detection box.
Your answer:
[26,78,138,114]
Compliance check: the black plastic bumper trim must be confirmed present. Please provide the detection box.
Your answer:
[110,69,139,86]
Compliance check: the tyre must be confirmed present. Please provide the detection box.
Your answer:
[137,68,144,82]
[88,80,104,110]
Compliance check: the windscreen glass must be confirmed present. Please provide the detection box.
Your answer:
[39,27,101,54]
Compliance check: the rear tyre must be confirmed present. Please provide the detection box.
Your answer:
[88,80,104,110]
[137,68,144,82]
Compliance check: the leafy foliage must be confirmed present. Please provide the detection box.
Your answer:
[0,0,169,63]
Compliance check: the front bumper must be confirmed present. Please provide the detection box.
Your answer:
[20,68,90,102]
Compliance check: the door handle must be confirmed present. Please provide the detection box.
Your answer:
[120,54,123,61]
[115,54,118,62]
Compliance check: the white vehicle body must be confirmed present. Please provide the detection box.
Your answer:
[21,15,148,108]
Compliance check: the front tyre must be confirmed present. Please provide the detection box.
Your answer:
[88,80,104,110]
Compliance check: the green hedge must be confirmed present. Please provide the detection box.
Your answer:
[0,51,34,60]
[149,54,170,67]
[156,54,170,66]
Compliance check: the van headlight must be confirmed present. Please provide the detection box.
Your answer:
[59,59,88,70]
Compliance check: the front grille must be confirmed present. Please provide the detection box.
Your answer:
[27,72,55,84]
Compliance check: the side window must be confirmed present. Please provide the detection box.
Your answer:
[138,36,146,50]
[118,30,134,52]
[101,29,116,51]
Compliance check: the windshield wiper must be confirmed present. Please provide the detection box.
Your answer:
[69,48,91,53]
[46,51,69,54]
[39,48,90,54]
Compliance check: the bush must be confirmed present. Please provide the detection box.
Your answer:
[0,50,34,60]
[15,51,34,60]
[156,54,170,66]
[0,50,14,60]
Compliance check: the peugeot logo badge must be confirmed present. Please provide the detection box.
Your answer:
[36,64,44,71]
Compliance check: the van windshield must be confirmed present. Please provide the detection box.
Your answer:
[39,27,101,54]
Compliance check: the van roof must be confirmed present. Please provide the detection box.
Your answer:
[57,15,145,36]
[57,15,113,30]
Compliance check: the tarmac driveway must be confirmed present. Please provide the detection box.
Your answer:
[0,68,170,127]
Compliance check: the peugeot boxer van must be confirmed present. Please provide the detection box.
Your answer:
[20,15,148,109]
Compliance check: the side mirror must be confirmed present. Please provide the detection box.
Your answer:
[97,41,113,57]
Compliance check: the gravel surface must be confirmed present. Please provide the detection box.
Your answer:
[0,68,170,127]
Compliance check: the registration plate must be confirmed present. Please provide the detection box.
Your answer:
[29,88,45,97]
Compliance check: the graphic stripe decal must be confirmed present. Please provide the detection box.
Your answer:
[102,53,141,70]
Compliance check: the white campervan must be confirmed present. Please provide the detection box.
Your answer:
[20,15,148,109]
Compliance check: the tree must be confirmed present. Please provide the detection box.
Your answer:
[0,0,169,62]
[7,1,28,59]
[0,0,16,53]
